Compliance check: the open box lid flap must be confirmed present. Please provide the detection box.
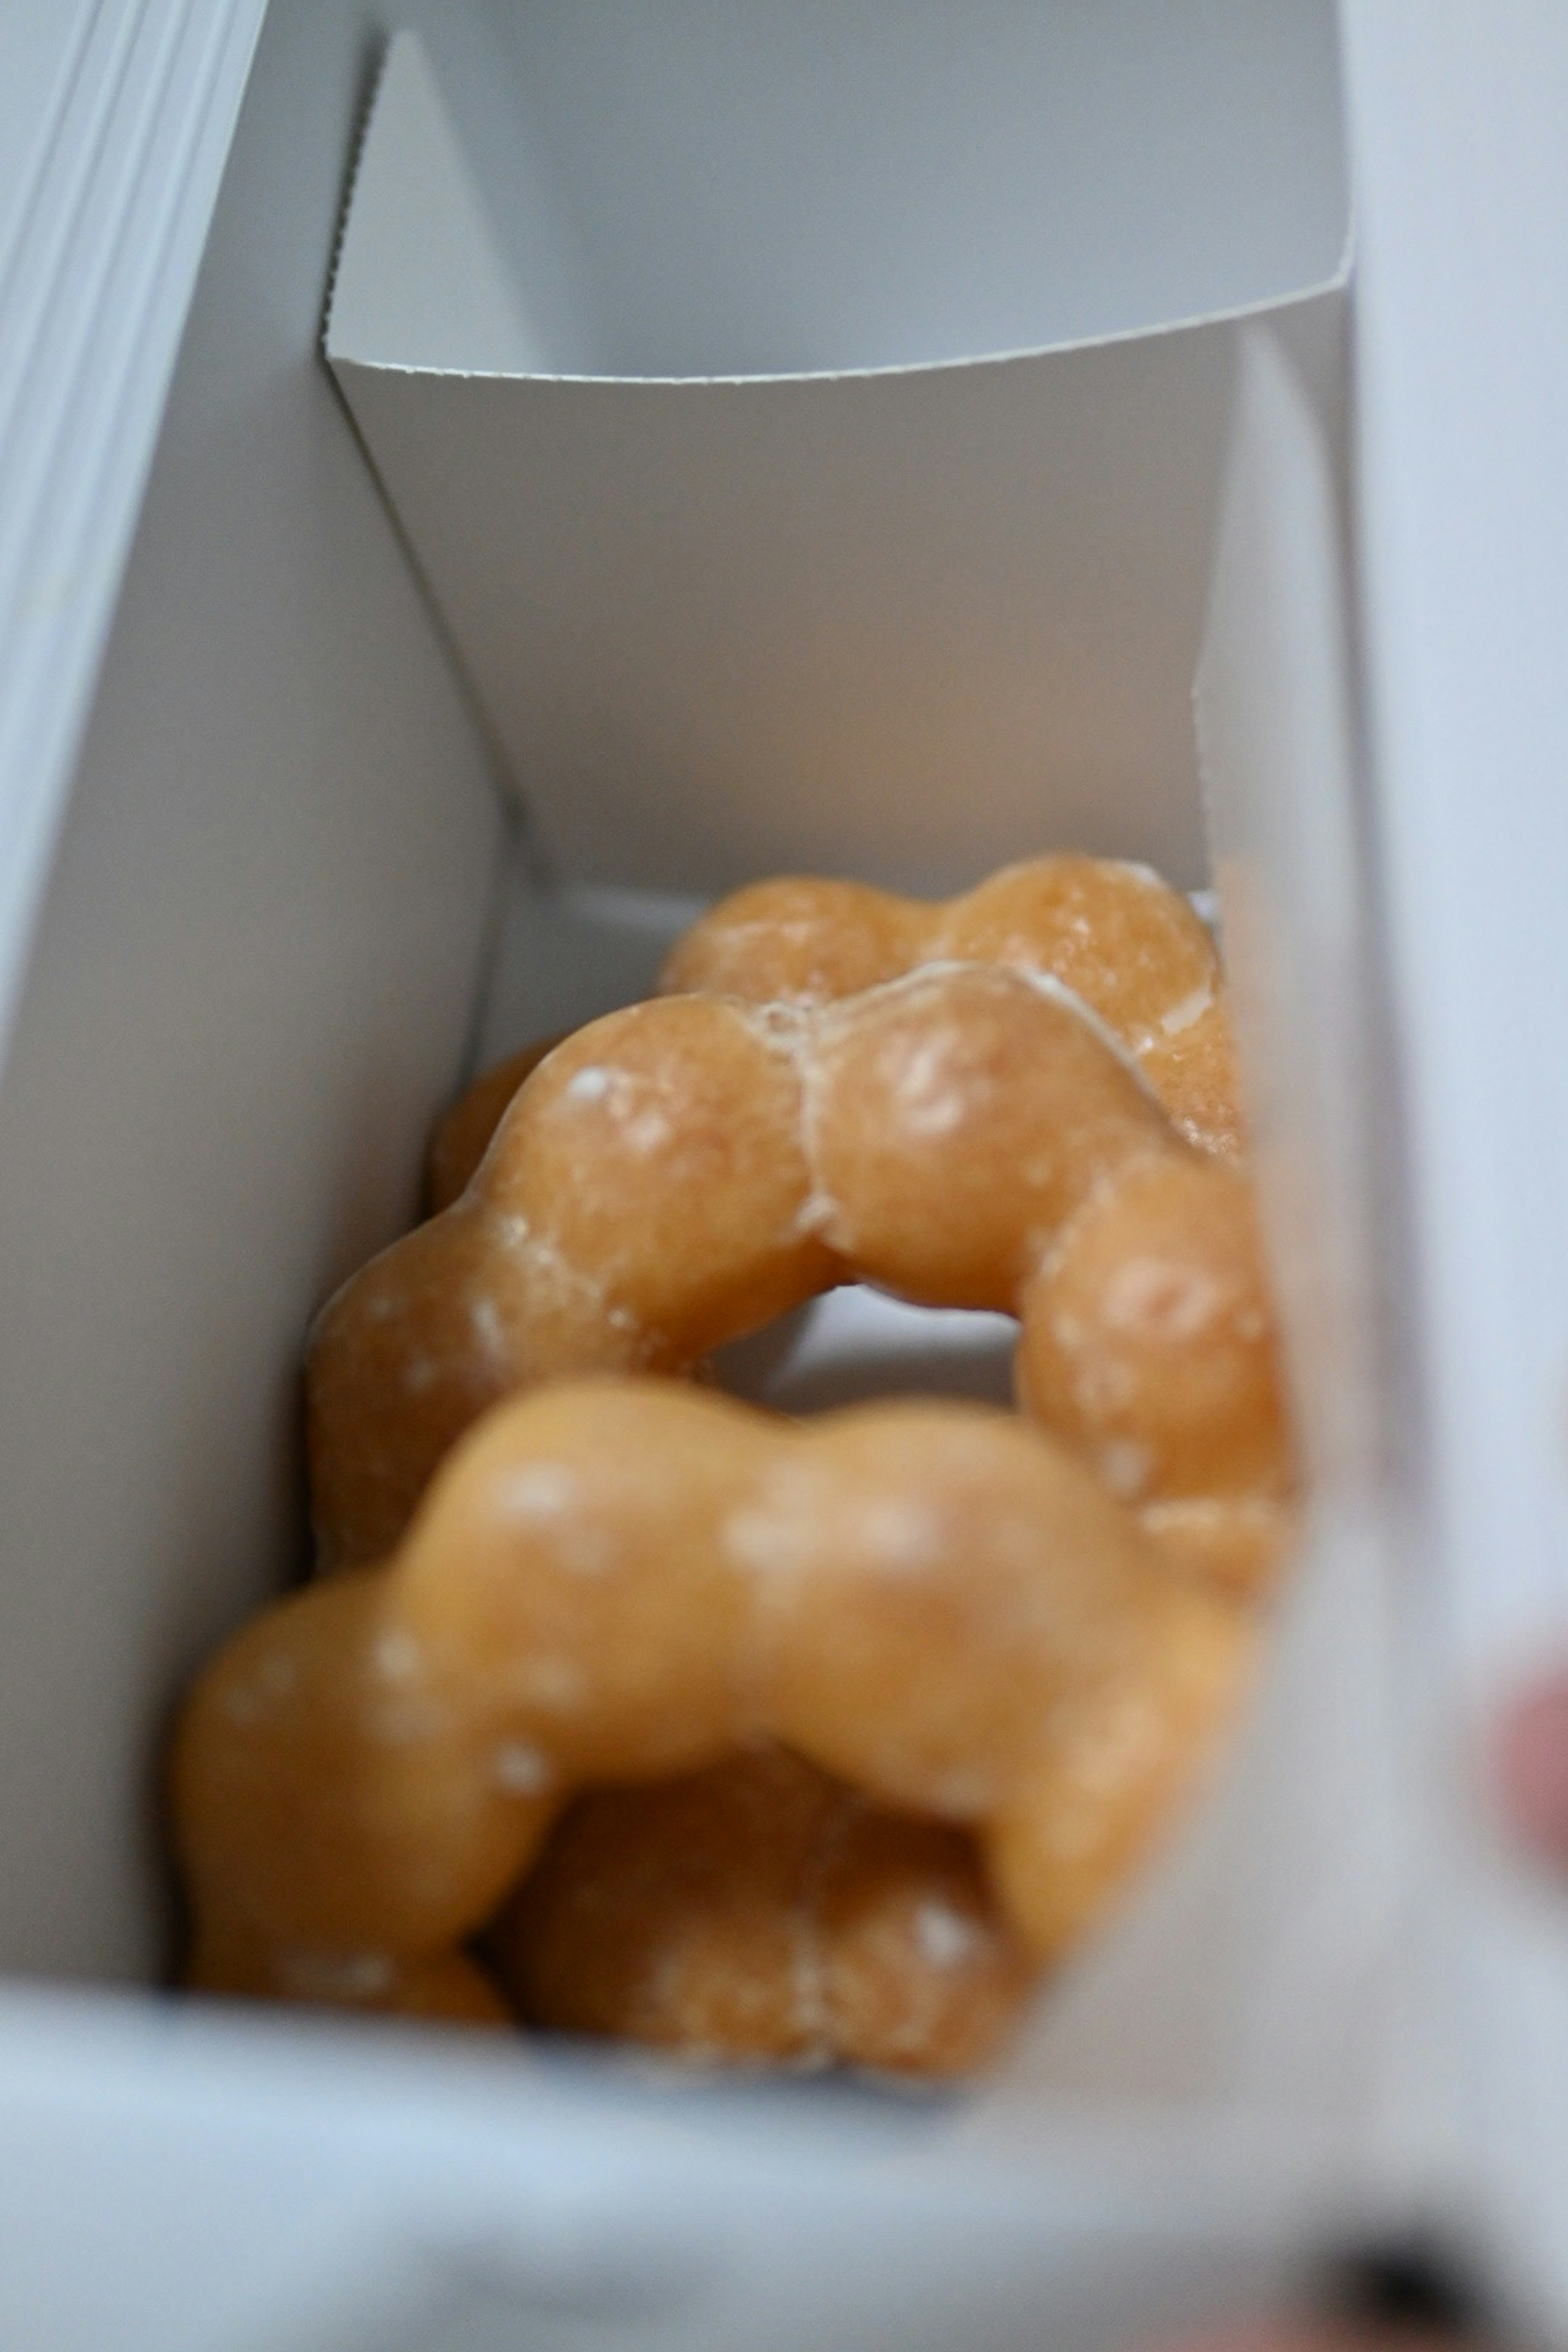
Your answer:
[325,30,1348,898]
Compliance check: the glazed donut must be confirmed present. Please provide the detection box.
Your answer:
[425,858,1241,1215]
[659,856,1243,1158]
[309,964,1292,1584]
[174,1383,1252,2027]
[487,1743,1038,2076]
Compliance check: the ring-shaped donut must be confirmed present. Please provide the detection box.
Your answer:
[426,857,1241,1222]
[659,854,1242,1157]
[175,1383,1252,2031]
[309,964,1293,1588]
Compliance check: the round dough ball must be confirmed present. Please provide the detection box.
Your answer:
[172,1572,552,1959]
[809,966,1172,1308]
[394,1382,768,1782]
[1017,1155,1292,1508]
[488,1743,1037,2076]
[499,996,834,1353]
[757,1401,1176,1819]
[660,877,928,1008]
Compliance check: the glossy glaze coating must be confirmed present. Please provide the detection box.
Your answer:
[429,858,1243,1214]
[310,965,1290,1584]
[175,1385,1252,2036]
[491,1744,1038,2076]
[662,856,1243,1156]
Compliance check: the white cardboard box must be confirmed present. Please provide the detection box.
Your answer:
[0,5,1563,2347]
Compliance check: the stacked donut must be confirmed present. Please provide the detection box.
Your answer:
[171,856,1296,2076]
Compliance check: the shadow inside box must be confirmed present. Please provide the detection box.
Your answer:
[713,1287,1018,1416]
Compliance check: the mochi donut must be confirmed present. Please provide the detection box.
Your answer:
[310,965,1293,1588]
[425,858,1242,1216]
[486,1742,1038,2077]
[174,1385,1252,2040]
[658,855,1243,1159]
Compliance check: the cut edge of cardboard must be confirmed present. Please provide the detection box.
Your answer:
[325,29,1351,387]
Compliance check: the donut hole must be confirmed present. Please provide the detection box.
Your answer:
[713,1286,1016,1415]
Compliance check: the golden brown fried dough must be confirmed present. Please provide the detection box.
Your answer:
[434,860,1242,1224]
[310,967,1290,1583]
[427,1036,564,1215]
[662,855,1242,1155]
[1017,1156,1293,1595]
[489,1745,1039,2076]
[175,1386,1252,2040]
[660,876,929,1012]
